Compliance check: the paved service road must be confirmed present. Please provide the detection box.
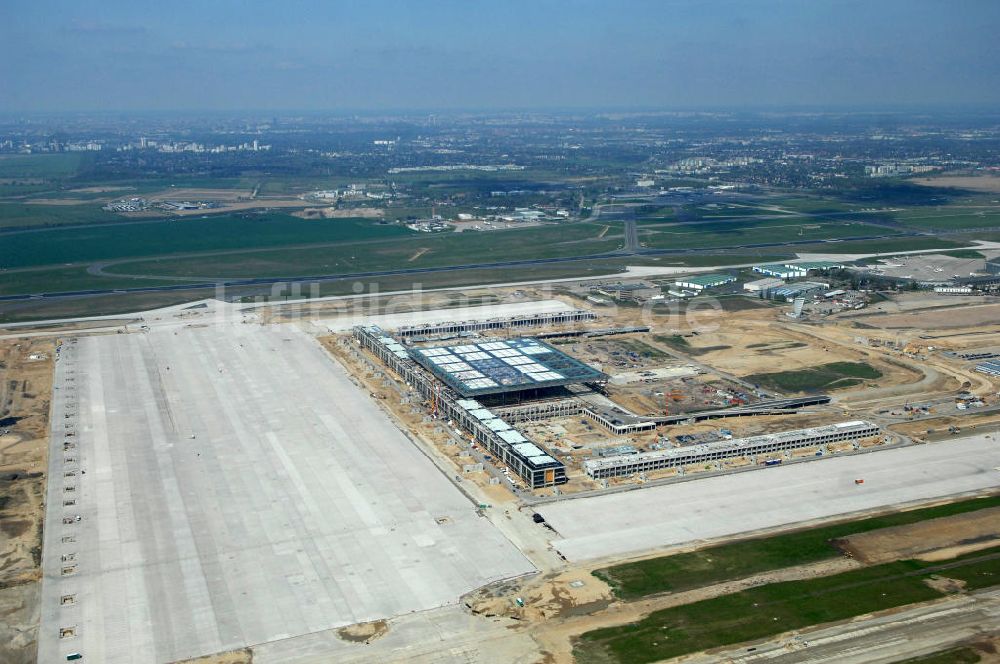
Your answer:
[38,322,534,664]
[539,434,1000,562]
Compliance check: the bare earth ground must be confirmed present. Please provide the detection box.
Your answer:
[292,207,384,219]
[473,558,862,664]
[147,188,255,202]
[172,649,252,664]
[0,337,54,664]
[647,304,916,386]
[838,507,1000,564]
[518,496,1000,663]
[857,302,1000,330]
[912,175,1000,193]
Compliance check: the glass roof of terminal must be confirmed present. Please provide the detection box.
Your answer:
[410,338,606,396]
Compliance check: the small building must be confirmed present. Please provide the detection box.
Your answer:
[744,277,785,293]
[591,282,653,301]
[976,360,1000,377]
[934,286,974,295]
[768,281,829,300]
[674,273,736,291]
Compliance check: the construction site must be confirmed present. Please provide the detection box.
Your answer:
[4,261,1000,664]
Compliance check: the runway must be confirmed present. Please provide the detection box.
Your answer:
[37,322,534,663]
[539,434,1000,562]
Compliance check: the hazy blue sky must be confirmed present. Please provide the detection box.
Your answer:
[2,0,998,112]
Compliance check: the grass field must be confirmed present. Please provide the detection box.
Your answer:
[97,221,620,279]
[642,220,896,250]
[651,333,732,354]
[896,647,983,664]
[0,202,130,229]
[941,249,987,259]
[0,153,90,178]
[794,237,963,253]
[744,361,883,393]
[576,555,1000,664]
[0,259,643,322]
[895,208,1000,230]
[0,249,795,302]
[767,196,860,214]
[592,495,1000,601]
[0,266,187,297]
[615,339,672,360]
[0,213,411,269]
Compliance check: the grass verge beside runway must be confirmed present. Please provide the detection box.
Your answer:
[577,550,1000,664]
[896,646,983,664]
[592,494,1000,600]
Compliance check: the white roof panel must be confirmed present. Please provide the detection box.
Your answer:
[465,378,499,389]
[468,408,495,420]
[497,430,527,445]
[520,346,549,355]
[532,371,563,381]
[484,419,512,432]
[513,442,546,457]
[454,370,484,380]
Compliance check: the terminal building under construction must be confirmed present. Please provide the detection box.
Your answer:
[354,325,608,488]
[584,420,882,479]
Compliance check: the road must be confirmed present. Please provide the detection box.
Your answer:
[685,587,1000,663]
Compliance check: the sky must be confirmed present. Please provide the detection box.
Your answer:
[1,0,999,112]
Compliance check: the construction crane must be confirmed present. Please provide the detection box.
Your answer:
[664,390,684,416]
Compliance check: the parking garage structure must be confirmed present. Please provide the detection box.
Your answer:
[584,420,883,479]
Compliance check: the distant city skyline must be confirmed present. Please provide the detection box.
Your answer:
[2,0,999,113]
